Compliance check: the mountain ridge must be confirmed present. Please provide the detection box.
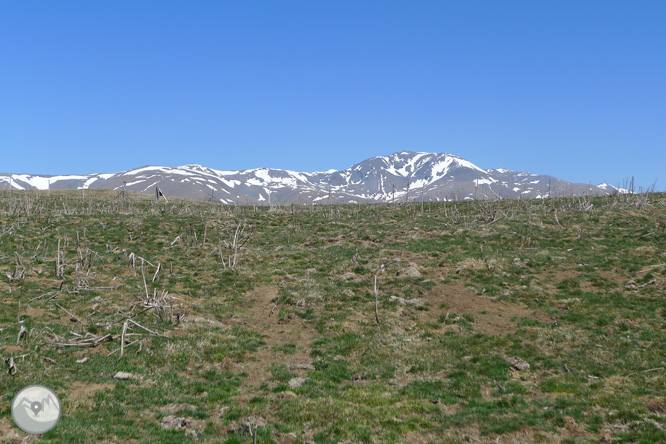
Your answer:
[0,151,626,204]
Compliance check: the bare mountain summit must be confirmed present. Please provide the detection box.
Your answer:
[0,151,623,204]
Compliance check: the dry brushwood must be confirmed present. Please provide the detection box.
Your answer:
[16,324,27,344]
[8,252,26,283]
[215,220,254,270]
[152,262,161,282]
[5,356,17,375]
[131,286,185,325]
[55,239,65,278]
[241,415,267,444]
[107,317,169,360]
[372,260,403,326]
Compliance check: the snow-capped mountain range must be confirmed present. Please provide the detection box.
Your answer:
[0,151,627,204]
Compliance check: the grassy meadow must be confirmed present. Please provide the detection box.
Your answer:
[1,189,665,443]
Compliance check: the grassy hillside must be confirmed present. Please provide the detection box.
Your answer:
[1,190,665,443]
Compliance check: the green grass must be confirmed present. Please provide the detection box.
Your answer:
[1,190,665,442]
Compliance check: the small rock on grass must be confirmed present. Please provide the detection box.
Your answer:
[388,295,424,307]
[288,377,306,389]
[159,416,190,430]
[397,262,422,278]
[158,415,199,438]
[506,356,530,371]
[288,363,315,371]
[114,371,140,380]
[352,372,367,381]
[274,431,298,444]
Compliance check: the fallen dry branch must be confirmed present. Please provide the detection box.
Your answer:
[636,263,666,275]
[128,318,168,337]
[56,303,83,323]
[626,367,665,378]
[28,290,60,302]
[107,339,142,358]
[53,333,113,348]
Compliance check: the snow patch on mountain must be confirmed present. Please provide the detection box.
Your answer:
[598,183,630,194]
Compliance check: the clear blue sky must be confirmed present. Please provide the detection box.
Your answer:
[1,1,664,190]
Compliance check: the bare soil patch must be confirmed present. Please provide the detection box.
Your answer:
[0,417,32,444]
[231,285,315,391]
[25,307,48,317]
[67,381,115,406]
[425,281,551,336]
[2,344,24,354]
